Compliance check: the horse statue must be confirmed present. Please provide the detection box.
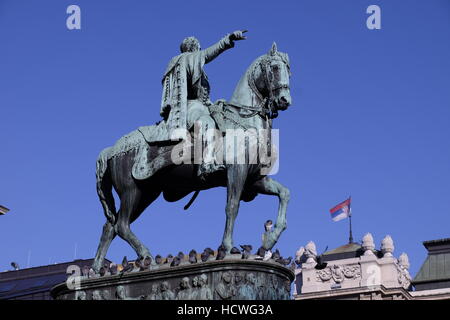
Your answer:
[92,43,292,272]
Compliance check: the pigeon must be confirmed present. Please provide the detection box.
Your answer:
[276,256,292,266]
[230,247,241,254]
[99,266,106,277]
[216,245,227,261]
[240,245,253,260]
[241,251,250,260]
[11,262,19,271]
[171,256,181,267]
[200,250,210,262]
[271,249,281,261]
[143,256,152,270]
[177,251,185,261]
[120,256,133,274]
[204,247,215,257]
[264,220,273,232]
[88,268,97,278]
[109,263,118,275]
[315,255,328,270]
[256,247,266,257]
[165,254,174,265]
[134,258,143,271]
[189,250,198,264]
[82,265,90,277]
[240,244,253,252]
[263,250,272,261]
[155,255,163,265]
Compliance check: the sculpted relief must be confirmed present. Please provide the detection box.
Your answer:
[68,269,291,300]
[316,264,361,283]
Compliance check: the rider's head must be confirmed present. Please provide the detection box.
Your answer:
[180,36,201,53]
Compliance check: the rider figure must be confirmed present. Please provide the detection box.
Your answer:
[160,30,247,179]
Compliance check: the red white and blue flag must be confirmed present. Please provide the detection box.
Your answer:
[329,197,351,222]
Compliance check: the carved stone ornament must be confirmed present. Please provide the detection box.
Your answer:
[316,268,332,282]
[398,253,410,270]
[304,241,317,264]
[331,265,345,283]
[362,233,375,255]
[342,265,361,279]
[316,264,361,283]
[381,235,395,257]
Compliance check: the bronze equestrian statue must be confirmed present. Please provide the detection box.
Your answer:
[92,30,292,272]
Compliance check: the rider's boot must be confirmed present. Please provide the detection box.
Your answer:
[198,134,225,181]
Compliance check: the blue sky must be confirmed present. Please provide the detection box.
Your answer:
[0,0,449,278]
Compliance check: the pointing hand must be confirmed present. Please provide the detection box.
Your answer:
[230,30,248,41]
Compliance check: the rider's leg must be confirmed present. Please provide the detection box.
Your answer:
[187,100,223,176]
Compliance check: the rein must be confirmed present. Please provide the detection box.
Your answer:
[229,54,288,120]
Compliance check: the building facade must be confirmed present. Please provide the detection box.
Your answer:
[410,238,450,300]
[0,259,104,300]
[293,234,413,300]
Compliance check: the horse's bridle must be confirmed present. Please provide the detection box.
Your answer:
[228,53,290,120]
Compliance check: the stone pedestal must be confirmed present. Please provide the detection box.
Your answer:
[51,259,294,300]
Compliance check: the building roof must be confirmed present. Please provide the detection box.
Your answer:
[413,238,450,287]
[322,242,365,261]
[0,258,109,300]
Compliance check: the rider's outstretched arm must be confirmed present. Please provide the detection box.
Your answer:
[203,30,247,64]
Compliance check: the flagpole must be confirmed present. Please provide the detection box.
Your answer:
[348,196,353,244]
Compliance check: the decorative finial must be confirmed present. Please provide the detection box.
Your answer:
[398,252,410,270]
[295,246,305,265]
[362,233,375,255]
[381,235,394,257]
[304,241,317,264]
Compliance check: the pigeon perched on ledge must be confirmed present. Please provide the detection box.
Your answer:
[109,263,118,275]
[204,247,215,257]
[120,256,133,275]
[81,266,90,277]
[216,245,227,260]
[165,254,174,265]
[177,252,185,261]
[155,255,163,265]
[230,247,241,254]
[88,268,97,278]
[189,250,198,264]
[256,247,266,257]
[143,256,152,270]
[271,249,281,261]
[201,250,210,262]
[276,256,292,266]
[134,258,143,271]
[171,256,181,267]
[240,245,253,260]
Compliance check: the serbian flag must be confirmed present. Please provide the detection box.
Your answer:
[329,197,351,222]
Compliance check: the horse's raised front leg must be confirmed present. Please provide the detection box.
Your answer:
[250,176,290,250]
[222,165,247,252]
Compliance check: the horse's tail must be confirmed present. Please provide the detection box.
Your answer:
[96,147,116,224]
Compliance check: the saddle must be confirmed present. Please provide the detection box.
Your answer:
[132,99,271,181]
